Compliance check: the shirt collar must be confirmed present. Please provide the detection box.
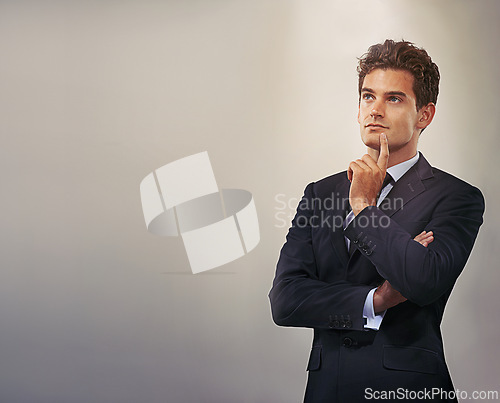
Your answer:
[386,152,420,183]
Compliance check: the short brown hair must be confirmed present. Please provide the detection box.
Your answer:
[357,39,440,110]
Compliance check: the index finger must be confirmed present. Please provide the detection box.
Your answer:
[377,133,389,172]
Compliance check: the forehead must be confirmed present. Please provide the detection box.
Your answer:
[362,68,415,97]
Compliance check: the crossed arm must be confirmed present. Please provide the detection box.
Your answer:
[269,181,483,329]
[374,230,434,314]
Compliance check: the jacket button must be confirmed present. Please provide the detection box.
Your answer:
[345,320,352,328]
[342,337,353,347]
[328,320,340,328]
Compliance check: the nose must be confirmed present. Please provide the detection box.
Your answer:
[370,100,384,118]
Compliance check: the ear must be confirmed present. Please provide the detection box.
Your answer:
[416,103,436,130]
[357,105,361,124]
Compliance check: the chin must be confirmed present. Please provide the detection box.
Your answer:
[361,132,381,150]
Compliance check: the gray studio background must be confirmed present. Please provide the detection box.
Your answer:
[1,1,499,402]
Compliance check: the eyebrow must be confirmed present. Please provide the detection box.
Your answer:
[361,87,408,98]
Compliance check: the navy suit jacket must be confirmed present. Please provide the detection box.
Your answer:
[269,153,484,402]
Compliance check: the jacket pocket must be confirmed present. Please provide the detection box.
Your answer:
[306,345,322,371]
[383,345,438,374]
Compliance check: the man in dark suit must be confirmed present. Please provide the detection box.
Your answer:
[269,40,484,402]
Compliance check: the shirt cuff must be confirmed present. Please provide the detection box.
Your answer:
[363,288,386,330]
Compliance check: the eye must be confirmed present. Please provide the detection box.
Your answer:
[362,93,374,101]
[388,96,402,103]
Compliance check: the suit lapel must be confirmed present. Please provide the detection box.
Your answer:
[379,152,434,217]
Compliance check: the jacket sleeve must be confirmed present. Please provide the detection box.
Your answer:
[269,182,374,331]
[344,185,484,306]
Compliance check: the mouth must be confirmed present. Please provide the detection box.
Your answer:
[366,123,388,129]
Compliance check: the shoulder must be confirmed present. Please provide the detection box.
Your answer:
[315,171,348,186]
[416,153,483,198]
[303,171,349,199]
[313,171,349,191]
[424,164,485,213]
[429,166,482,196]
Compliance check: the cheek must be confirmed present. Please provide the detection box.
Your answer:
[396,113,417,133]
[358,107,369,123]
[405,118,419,135]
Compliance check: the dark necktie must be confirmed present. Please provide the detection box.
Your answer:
[377,173,394,200]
